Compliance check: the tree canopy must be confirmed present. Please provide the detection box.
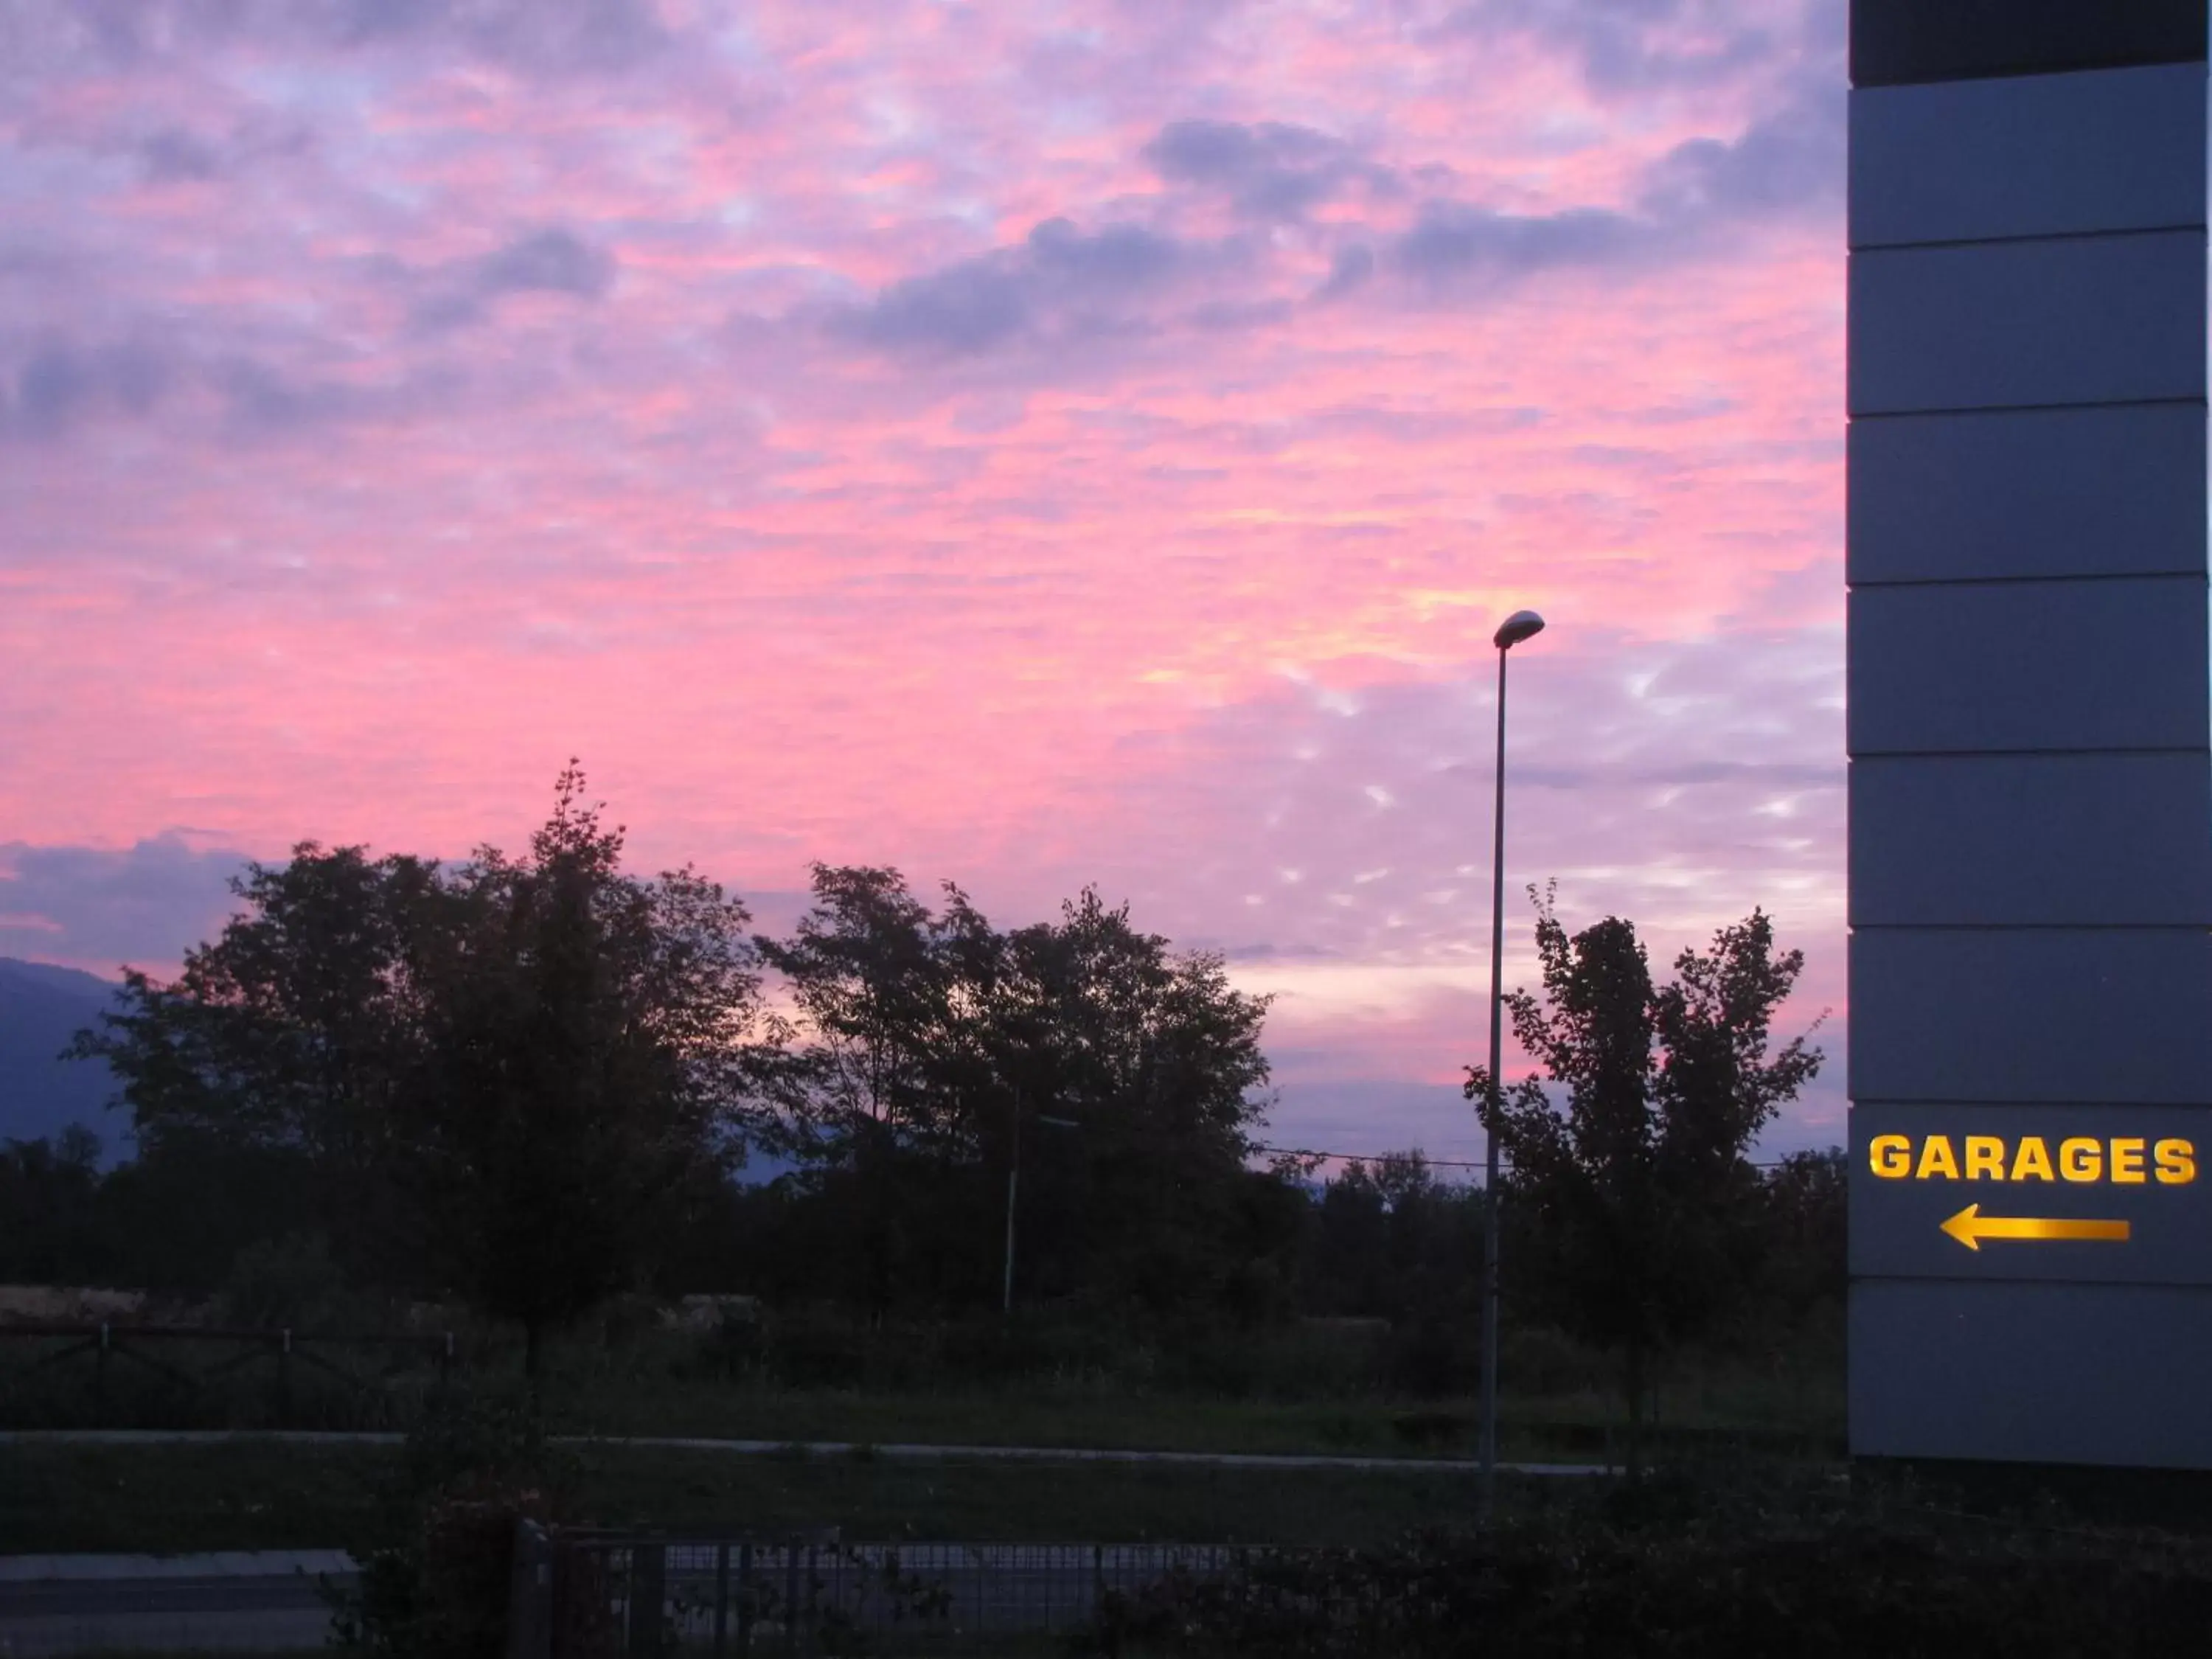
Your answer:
[757,866,1277,1315]
[1464,885,1823,1458]
[55,784,1839,1396]
[66,777,1282,1343]
[72,765,771,1368]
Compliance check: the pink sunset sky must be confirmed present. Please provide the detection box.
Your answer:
[0,0,1848,1164]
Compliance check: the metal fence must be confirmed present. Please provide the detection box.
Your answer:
[0,1322,456,1426]
[519,1525,1242,1657]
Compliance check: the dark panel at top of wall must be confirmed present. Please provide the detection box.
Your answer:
[1852,0,2205,88]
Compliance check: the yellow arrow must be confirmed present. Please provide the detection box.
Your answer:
[1941,1205,2131,1252]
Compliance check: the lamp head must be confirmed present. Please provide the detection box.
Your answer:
[1493,609,1546,651]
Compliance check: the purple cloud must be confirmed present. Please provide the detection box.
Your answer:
[412,227,618,330]
[0,835,251,975]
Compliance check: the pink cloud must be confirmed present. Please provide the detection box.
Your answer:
[0,0,1851,1155]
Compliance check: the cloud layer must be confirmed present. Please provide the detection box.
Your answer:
[0,0,1849,1158]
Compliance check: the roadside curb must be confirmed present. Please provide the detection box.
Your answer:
[0,1550,355,1582]
[0,1429,1613,1475]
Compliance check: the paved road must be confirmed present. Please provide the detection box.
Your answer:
[0,1553,351,1656]
[0,1544,1234,1655]
[0,1427,1613,1475]
[0,1441,1609,1650]
[652,1540,1247,1646]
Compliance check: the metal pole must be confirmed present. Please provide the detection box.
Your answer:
[737,1541,754,1656]
[713,1542,730,1659]
[1480,641,1509,1514]
[1003,1089,1021,1316]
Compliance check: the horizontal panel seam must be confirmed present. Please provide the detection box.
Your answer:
[1854,60,2211,95]
[1848,1099,2212,1110]
[1847,574,2209,591]
[1849,922,2212,932]
[1846,1274,2212,1289]
[1851,397,2208,420]
[1846,748,2209,759]
[1851,224,2210,255]
[1848,397,2208,418]
[1851,59,2210,94]
[1848,755,2209,765]
[1849,403,2208,427]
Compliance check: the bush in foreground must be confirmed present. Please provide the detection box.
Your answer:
[329,1385,578,1659]
[1085,1473,2212,1658]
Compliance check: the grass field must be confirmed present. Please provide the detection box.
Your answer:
[0,1436,1567,1555]
[0,1305,1845,1462]
[538,1371,1842,1463]
[0,1350,1844,1463]
[0,1312,1843,1560]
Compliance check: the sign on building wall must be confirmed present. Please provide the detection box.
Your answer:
[1846,1,2212,1468]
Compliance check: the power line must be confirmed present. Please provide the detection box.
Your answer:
[1251,1141,1826,1172]
[1253,1143,1487,1170]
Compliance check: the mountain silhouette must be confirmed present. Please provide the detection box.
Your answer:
[0,958,130,1161]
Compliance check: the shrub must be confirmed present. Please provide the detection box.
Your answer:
[1382,1318,1475,1399]
[686,1302,768,1380]
[329,1384,579,1659]
[1082,1479,2212,1658]
[215,1233,366,1331]
[762,1304,878,1389]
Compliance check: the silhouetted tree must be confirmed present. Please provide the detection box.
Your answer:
[992,890,1274,1314]
[71,765,771,1371]
[397,766,769,1373]
[72,845,443,1171]
[759,872,1276,1316]
[754,866,961,1144]
[753,866,1001,1310]
[1465,886,1823,1466]
[69,845,447,1284]
[0,1129,105,1283]
[1758,1147,1848,1320]
[1296,1151,1486,1394]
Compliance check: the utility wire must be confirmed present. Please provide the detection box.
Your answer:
[1251,1141,1831,1172]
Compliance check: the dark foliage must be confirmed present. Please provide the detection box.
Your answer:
[328,1385,577,1659]
[12,830,1845,1406]
[393,768,768,1371]
[1085,1484,2212,1658]
[1466,887,1824,1459]
[754,866,1278,1318]
[66,765,771,1371]
[0,1120,1845,1411]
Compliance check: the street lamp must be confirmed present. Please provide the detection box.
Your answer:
[1480,607,1544,1514]
[1004,1095,1080,1315]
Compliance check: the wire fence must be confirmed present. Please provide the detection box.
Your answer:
[1250,1140,1836,1172]
[0,1322,456,1428]
[530,1527,1242,1656]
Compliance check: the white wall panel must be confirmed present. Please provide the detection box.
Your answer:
[1851,1281,2212,1467]
[1848,405,2208,583]
[1849,231,2205,414]
[1848,578,2209,753]
[1851,63,2207,248]
[1851,753,2212,925]
[1847,0,2212,1475]
[1851,927,2212,1103]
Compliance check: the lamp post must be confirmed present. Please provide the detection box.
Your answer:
[1004,1096,1079,1315]
[1480,607,1545,1515]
